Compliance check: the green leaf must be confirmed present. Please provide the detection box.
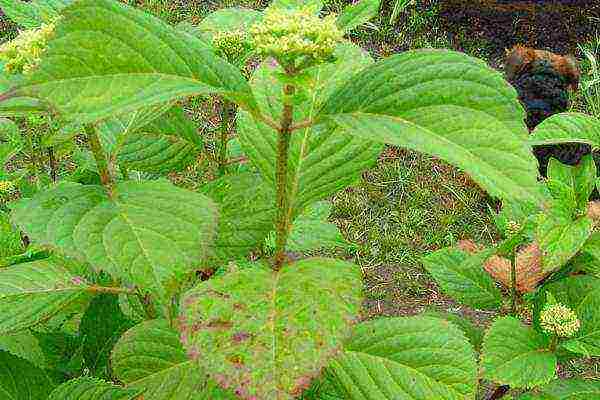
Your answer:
[533,378,600,400]
[318,49,542,203]
[422,310,484,352]
[0,257,92,334]
[198,7,262,39]
[267,0,323,12]
[33,329,85,376]
[0,350,57,399]
[421,247,503,310]
[112,319,234,400]
[536,215,593,272]
[48,377,142,400]
[286,201,347,252]
[12,0,257,125]
[200,172,275,263]
[529,112,600,147]
[547,155,596,211]
[327,316,477,400]
[0,330,46,369]
[238,42,383,216]
[179,257,363,399]
[0,0,72,28]
[116,106,203,174]
[494,198,541,239]
[561,289,600,357]
[481,316,555,388]
[10,181,218,298]
[336,0,380,32]
[80,294,135,378]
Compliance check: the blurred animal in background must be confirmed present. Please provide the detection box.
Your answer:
[504,45,588,176]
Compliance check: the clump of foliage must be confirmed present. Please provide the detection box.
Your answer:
[2,0,598,399]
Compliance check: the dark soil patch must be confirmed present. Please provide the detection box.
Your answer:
[440,0,600,63]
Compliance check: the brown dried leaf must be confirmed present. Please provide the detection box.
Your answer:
[484,243,547,293]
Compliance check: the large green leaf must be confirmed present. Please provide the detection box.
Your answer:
[0,330,46,369]
[267,0,323,12]
[198,7,262,39]
[10,0,257,125]
[561,288,600,357]
[179,257,362,399]
[326,316,477,400]
[0,350,57,399]
[48,377,142,400]
[481,316,555,388]
[116,106,203,174]
[524,379,600,400]
[536,214,593,271]
[112,319,234,400]
[286,201,347,252]
[10,181,218,297]
[200,172,276,263]
[421,247,503,310]
[80,294,135,378]
[0,257,92,334]
[0,0,72,28]
[529,112,600,148]
[547,155,596,212]
[318,49,542,203]
[238,42,383,215]
[336,0,380,32]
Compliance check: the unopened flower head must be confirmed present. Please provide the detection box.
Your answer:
[213,29,252,63]
[0,22,56,75]
[249,6,343,69]
[0,180,14,193]
[506,220,521,236]
[540,303,580,337]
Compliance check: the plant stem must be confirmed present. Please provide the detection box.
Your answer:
[87,285,135,295]
[487,385,510,400]
[84,124,114,196]
[23,130,41,190]
[47,147,57,183]
[218,99,230,175]
[273,82,295,271]
[510,248,517,316]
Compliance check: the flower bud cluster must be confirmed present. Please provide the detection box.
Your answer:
[213,29,252,63]
[0,180,14,193]
[0,23,55,75]
[540,303,580,337]
[250,6,342,69]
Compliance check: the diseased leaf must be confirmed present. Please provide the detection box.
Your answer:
[11,0,257,124]
[287,201,347,252]
[336,0,380,32]
[529,112,600,148]
[482,316,555,388]
[0,350,57,399]
[48,377,141,400]
[179,257,362,400]
[238,42,382,216]
[10,181,218,298]
[318,49,542,203]
[422,247,503,310]
[200,172,275,263]
[327,316,477,400]
[0,257,92,334]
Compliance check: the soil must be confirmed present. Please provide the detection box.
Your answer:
[439,0,600,63]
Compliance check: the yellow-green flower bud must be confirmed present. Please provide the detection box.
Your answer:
[0,22,56,75]
[249,6,343,69]
[506,220,521,236]
[213,29,252,63]
[0,180,14,193]
[540,303,580,338]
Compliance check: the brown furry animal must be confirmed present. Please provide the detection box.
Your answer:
[504,45,580,91]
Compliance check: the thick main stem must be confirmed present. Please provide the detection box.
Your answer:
[218,99,231,175]
[273,82,295,271]
[510,248,517,316]
[84,124,114,196]
[487,385,510,400]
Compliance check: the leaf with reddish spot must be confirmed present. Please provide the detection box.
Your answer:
[179,257,362,399]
